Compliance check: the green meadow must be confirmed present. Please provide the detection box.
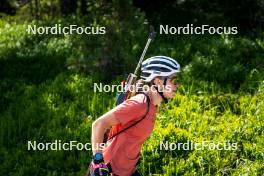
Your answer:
[0,1,264,175]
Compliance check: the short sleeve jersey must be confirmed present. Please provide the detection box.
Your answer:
[102,94,157,176]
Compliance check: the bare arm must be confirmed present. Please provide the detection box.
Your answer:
[91,111,120,155]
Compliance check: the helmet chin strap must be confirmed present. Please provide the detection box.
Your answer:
[153,78,168,104]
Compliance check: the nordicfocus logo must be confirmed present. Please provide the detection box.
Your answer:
[26,23,106,35]
[93,83,174,93]
[160,24,238,35]
[160,140,238,151]
[27,140,106,151]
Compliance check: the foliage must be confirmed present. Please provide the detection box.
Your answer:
[134,0,264,35]
[141,87,264,175]
[0,73,115,175]
[0,73,263,175]
[0,1,263,175]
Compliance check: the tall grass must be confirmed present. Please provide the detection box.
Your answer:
[140,83,264,176]
[1,73,263,175]
[0,73,115,175]
[0,18,263,176]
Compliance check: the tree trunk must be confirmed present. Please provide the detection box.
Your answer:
[34,0,40,19]
[60,0,78,16]
[80,0,88,15]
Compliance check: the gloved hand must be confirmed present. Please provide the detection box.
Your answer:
[89,162,110,176]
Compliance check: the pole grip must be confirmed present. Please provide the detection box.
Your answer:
[149,25,157,40]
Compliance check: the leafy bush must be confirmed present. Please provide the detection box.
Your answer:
[0,73,115,175]
[0,3,263,175]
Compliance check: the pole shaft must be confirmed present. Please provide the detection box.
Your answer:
[133,38,152,75]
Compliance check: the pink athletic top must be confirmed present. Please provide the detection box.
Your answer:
[102,94,157,176]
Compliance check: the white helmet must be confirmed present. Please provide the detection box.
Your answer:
[140,56,180,82]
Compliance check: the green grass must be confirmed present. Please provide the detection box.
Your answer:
[0,17,263,176]
[0,73,263,175]
[140,85,264,176]
[0,73,115,175]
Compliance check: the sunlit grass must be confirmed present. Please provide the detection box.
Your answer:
[141,85,264,175]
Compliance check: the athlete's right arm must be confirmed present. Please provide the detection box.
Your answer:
[91,111,120,155]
